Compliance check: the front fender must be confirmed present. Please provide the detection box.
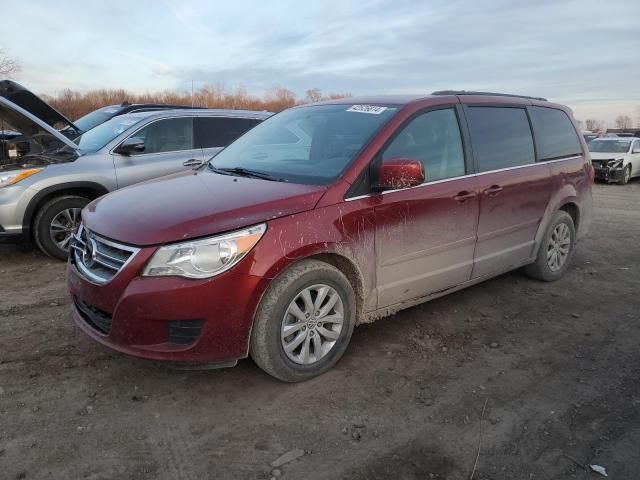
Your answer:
[233,202,378,312]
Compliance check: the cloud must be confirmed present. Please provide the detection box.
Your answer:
[2,0,639,123]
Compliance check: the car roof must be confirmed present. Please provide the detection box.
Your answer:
[307,95,438,106]
[302,91,552,107]
[116,109,273,121]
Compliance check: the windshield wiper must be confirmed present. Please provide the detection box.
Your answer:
[210,165,287,182]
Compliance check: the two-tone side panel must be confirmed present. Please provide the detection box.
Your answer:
[372,106,479,307]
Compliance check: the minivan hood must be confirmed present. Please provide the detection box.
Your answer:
[0,80,80,135]
[84,171,327,246]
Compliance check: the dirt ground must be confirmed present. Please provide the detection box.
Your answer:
[1,182,639,480]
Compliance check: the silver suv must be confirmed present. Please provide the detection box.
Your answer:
[0,96,271,259]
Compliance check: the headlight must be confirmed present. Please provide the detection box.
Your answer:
[607,159,623,168]
[0,168,42,188]
[143,223,266,279]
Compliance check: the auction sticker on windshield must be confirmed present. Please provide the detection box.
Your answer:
[346,105,388,114]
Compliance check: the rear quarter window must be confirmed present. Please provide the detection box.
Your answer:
[529,107,581,160]
[465,107,535,172]
[195,117,261,148]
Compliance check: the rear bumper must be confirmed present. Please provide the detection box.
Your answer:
[67,261,270,364]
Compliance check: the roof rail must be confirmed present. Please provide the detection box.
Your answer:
[431,90,548,102]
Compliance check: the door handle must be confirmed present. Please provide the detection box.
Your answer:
[453,191,476,203]
[484,185,503,197]
[183,158,203,167]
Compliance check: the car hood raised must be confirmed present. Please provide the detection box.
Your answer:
[0,80,80,135]
[84,171,327,246]
[0,96,79,151]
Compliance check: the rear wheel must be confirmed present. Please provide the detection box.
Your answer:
[525,210,575,282]
[33,195,89,260]
[250,260,356,382]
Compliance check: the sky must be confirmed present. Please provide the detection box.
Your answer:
[1,0,639,126]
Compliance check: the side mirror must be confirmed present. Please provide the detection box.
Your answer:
[115,137,145,156]
[375,158,425,190]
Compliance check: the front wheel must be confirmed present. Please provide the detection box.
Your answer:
[250,260,356,382]
[619,165,631,185]
[33,195,89,260]
[525,211,576,282]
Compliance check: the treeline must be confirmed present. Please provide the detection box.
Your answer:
[41,85,351,121]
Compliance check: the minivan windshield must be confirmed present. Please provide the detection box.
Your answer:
[74,115,143,153]
[210,104,399,185]
[589,139,631,153]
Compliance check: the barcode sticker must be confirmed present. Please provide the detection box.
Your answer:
[346,105,388,115]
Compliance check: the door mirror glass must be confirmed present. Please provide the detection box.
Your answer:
[376,158,425,190]
[115,137,145,156]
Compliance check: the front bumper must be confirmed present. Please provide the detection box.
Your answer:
[0,184,28,237]
[67,254,270,364]
[593,163,624,182]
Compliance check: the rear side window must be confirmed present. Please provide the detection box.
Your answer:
[529,107,581,160]
[195,117,261,148]
[131,117,193,154]
[466,107,535,172]
[382,108,465,182]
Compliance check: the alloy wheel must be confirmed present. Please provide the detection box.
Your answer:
[547,223,571,272]
[49,208,82,252]
[281,284,344,365]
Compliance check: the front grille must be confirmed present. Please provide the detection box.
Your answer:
[74,297,112,334]
[71,224,139,284]
[168,320,204,345]
[592,159,613,169]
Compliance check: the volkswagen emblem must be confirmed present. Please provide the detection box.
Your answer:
[81,237,98,268]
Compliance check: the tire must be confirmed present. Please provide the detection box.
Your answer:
[525,210,576,282]
[618,165,631,185]
[250,259,356,382]
[33,195,89,260]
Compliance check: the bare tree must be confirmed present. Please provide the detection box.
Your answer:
[0,49,20,77]
[305,88,322,103]
[575,119,584,131]
[585,118,600,131]
[615,115,632,130]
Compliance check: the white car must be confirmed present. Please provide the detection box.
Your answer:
[589,137,640,184]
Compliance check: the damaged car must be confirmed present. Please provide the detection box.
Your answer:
[589,137,640,184]
[67,92,593,382]
[0,95,270,259]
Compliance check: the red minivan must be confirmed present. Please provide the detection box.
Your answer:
[67,92,593,381]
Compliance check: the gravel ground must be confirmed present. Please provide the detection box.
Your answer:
[1,182,639,480]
